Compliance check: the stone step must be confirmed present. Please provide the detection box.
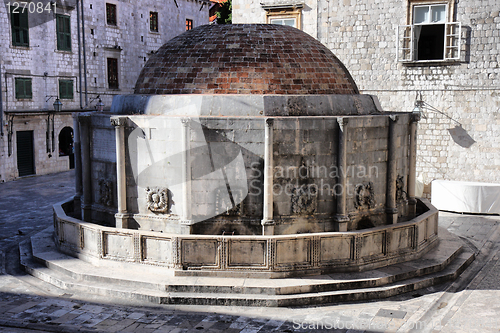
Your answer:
[163,251,474,307]
[28,227,465,294]
[20,227,475,307]
[22,245,473,307]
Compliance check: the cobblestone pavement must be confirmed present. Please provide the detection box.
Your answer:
[1,172,500,332]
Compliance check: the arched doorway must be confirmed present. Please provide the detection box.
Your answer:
[59,126,74,169]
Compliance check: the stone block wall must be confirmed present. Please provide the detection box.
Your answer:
[0,0,209,182]
[344,116,389,219]
[233,0,500,192]
[0,113,74,181]
[272,117,338,234]
[118,115,266,235]
[99,113,413,235]
[83,114,117,225]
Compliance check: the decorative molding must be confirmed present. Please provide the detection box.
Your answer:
[312,236,320,267]
[98,179,113,206]
[353,235,361,260]
[172,237,181,268]
[133,233,141,262]
[268,239,276,270]
[219,238,227,270]
[79,225,84,250]
[145,187,170,213]
[411,111,422,123]
[337,117,349,131]
[110,116,127,127]
[290,185,317,215]
[97,229,104,259]
[53,198,440,276]
[354,182,375,209]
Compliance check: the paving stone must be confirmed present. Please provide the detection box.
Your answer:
[127,312,145,320]
[2,173,500,333]
[151,326,177,333]
[6,302,39,314]
[375,308,407,319]
[93,319,119,330]
[106,318,138,332]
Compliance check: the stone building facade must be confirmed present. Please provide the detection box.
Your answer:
[0,0,209,182]
[233,0,500,192]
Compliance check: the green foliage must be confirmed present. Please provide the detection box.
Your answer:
[216,0,232,24]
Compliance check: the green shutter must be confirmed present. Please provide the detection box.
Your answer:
[15,79,22,99]
[15,78,32,99]
[59,80,73,99]
[11,7,29,47]
[56,15,71,51]
[25,79,32,99]
[60,80,66,98]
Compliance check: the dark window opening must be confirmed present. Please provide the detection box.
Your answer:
[416,24,445,60]
[186,19,193,31]
[15,78,32,100]
[107,58,119,89]
[106,3,117,26]
[59,126,74,168]
[59,80,74,100]
[56,14,71,51]
[11,6,29,47]
[150,11,158,32]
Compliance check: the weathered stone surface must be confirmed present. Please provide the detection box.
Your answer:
[233,0,500,190]
[135,24,358,95]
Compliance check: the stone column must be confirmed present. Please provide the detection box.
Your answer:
[72,113,82,218]
[111,117,129,229]
[333,117,349,232]
[180,118,193,233]
[79,114,92,222]
[261,118,275,235]
[386,115,399,224]
[408,111,421,217]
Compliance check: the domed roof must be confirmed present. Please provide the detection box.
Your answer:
[134,24,359,95]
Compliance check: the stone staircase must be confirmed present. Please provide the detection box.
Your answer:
[20,227,474,307]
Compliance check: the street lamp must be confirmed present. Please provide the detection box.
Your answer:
[412,91,425,119]
[53,98,63,112]
[96,99,105,112]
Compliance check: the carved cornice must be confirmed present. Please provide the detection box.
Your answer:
[110,116,128,127]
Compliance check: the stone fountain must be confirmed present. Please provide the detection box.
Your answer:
[51,24,443,278]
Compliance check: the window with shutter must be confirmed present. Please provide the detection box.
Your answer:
[56,15,71,51]
[262,4,303,30]
[150,12,158,32]
[107,58,119,89]
[397,1,461,62]
[59,80,74,100]
[15,78,32,100]
[106,3,117,26]
[11,6,29,47]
